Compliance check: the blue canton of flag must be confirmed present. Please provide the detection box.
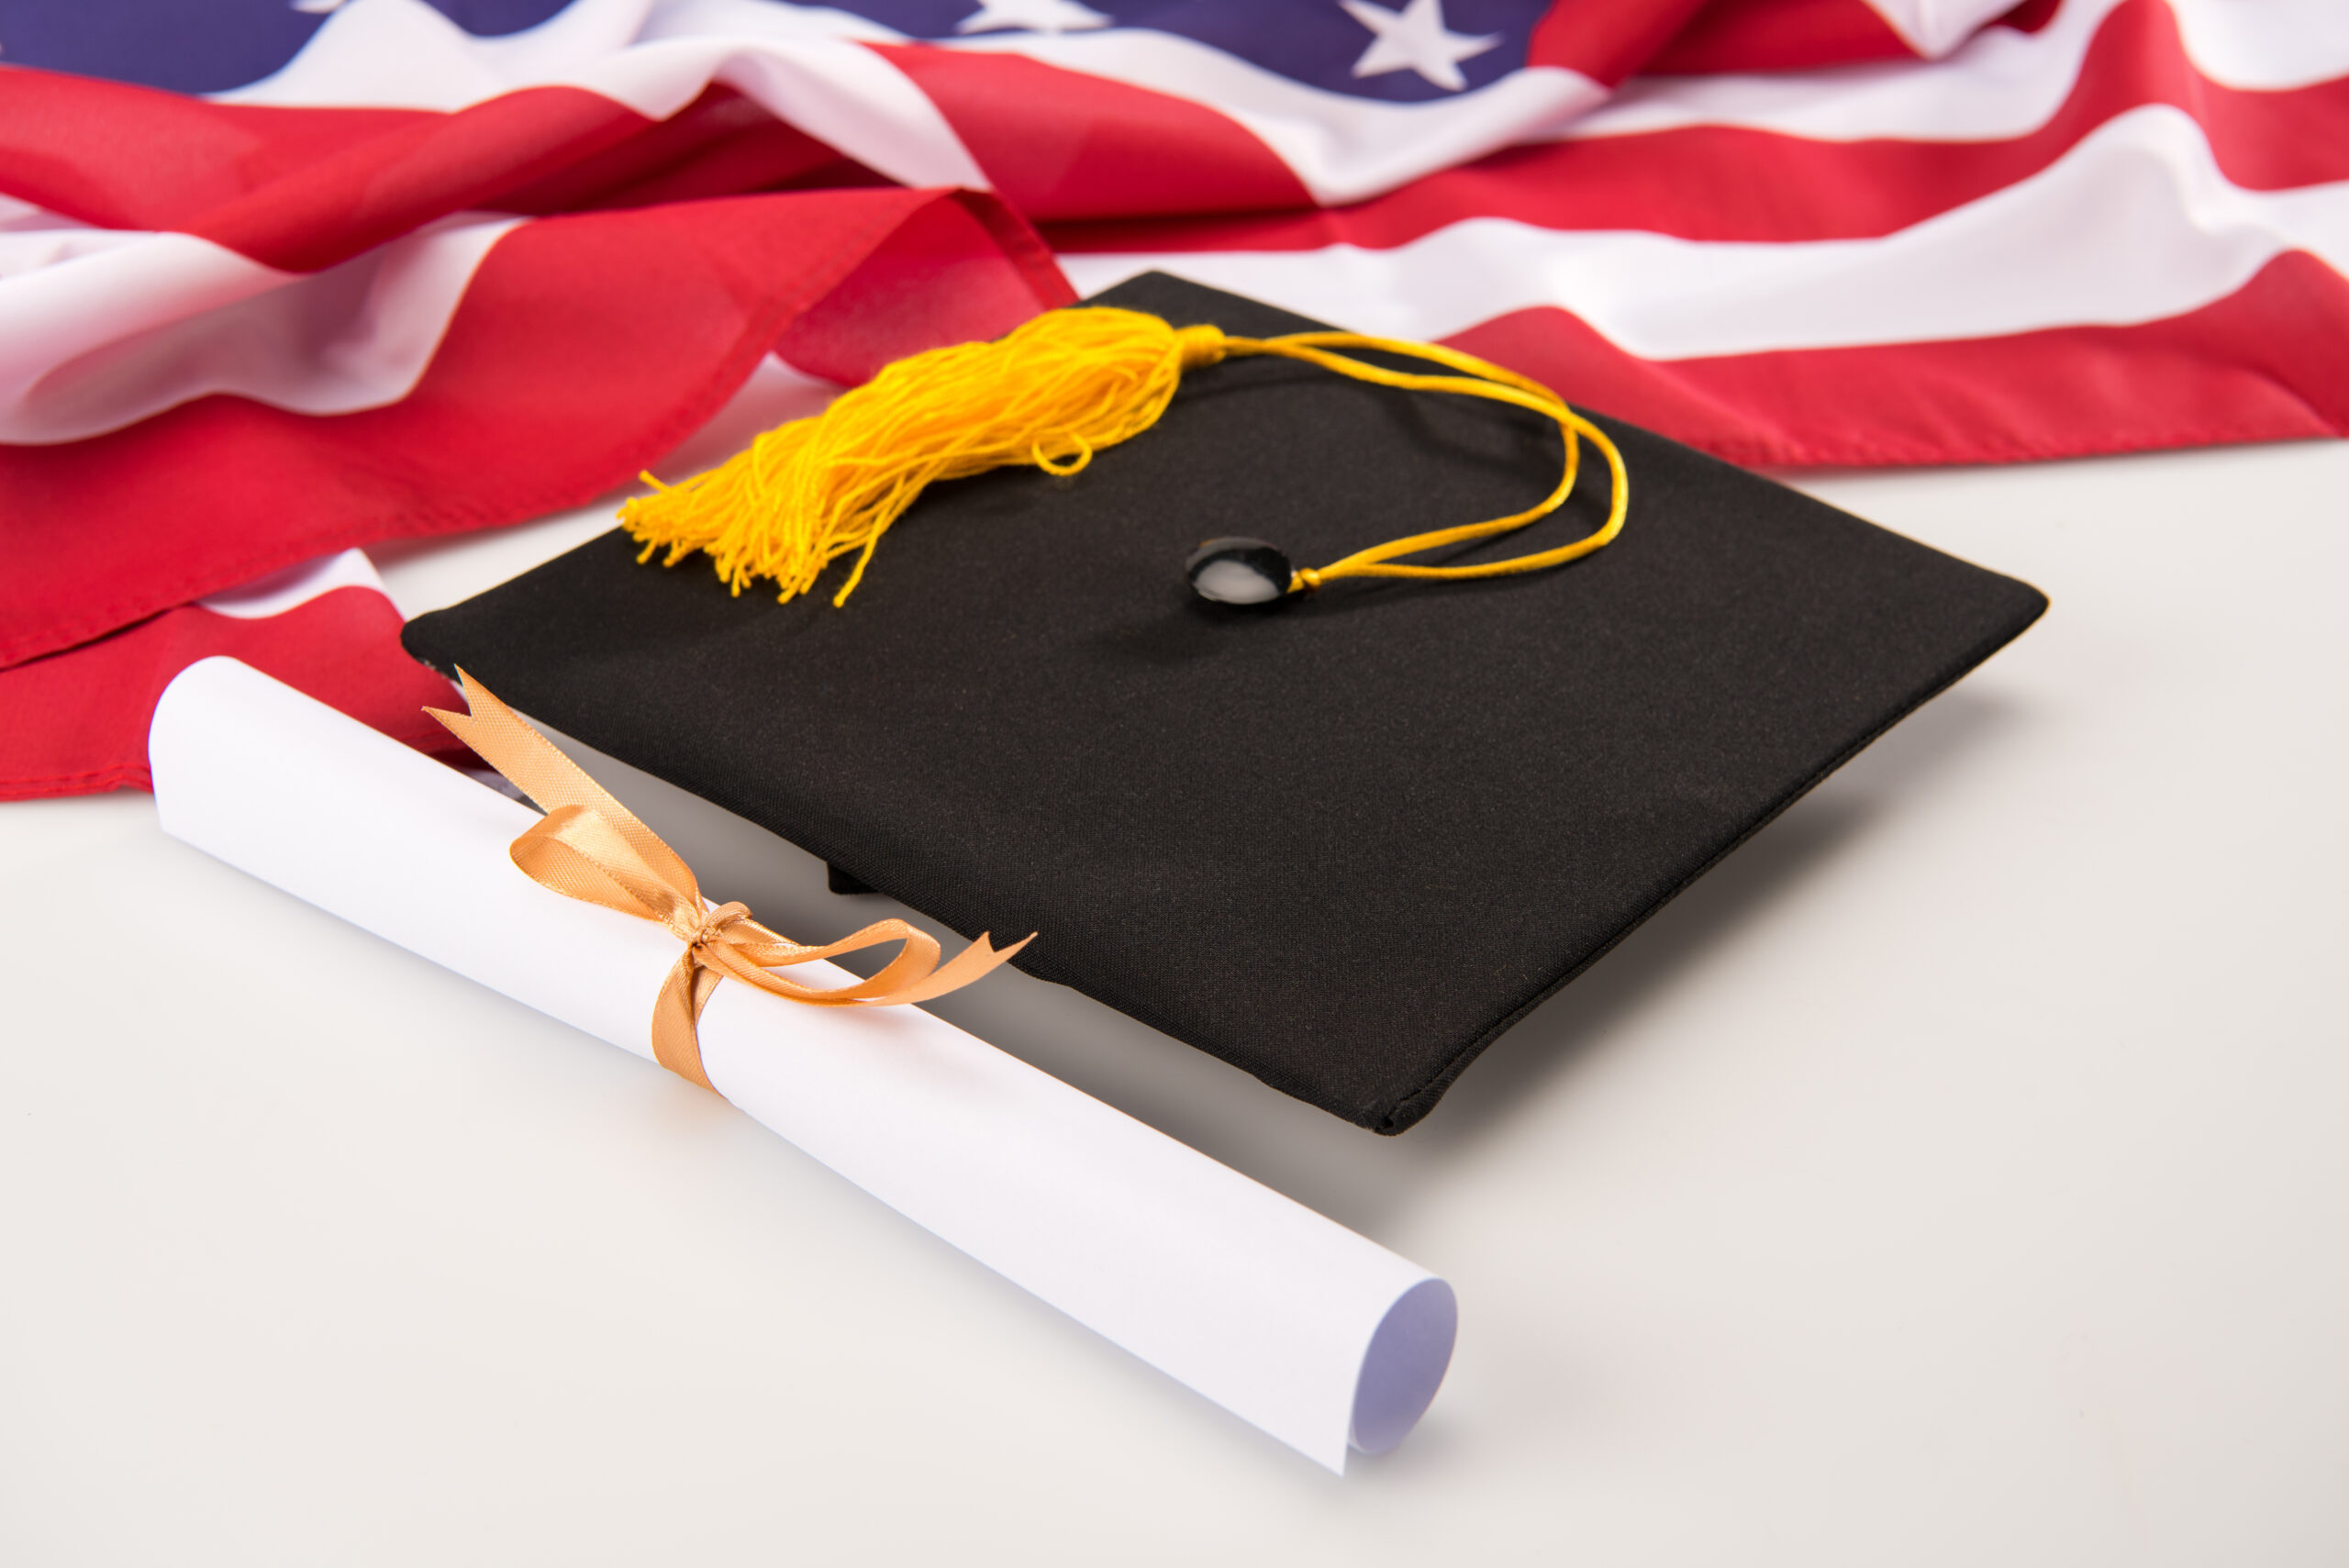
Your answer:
[0,0,1543,100]
[852,0,1542,99]
[0,0,571,94]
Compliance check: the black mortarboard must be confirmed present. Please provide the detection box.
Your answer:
[402,273,2046,1134]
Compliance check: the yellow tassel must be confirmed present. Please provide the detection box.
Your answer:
[619,306,1626,607]
[621,307,1231,607]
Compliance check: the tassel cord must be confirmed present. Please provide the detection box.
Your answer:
[1210,330,1625,588]
[618,307,1627,607]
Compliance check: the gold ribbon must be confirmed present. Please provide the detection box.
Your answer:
[428,670,1030,1094]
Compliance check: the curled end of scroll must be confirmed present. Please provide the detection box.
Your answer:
[1349,1276,1457,1458]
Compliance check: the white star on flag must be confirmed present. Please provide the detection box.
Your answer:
[1339,0,1500,93]
[956,0,1112,35]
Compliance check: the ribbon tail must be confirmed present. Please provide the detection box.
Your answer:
[708,925,1031,1007]
[428,670,701,900]
[867,931,1034,1006]
[651,953,721,1093]
[784,919,945,1003]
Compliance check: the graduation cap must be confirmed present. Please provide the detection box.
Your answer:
[403,273,2045,1134]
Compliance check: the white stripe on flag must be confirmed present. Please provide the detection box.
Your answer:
[1863,0,2032,61]
[197,549,391,619]
[219,0,988,194]
[1567,0,2349,146]
[0,213,516,445]
[2169,0,2349,90]
[1059,106,2349,359]
[217,0,661,109]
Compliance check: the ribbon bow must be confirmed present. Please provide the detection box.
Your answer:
[428,671,1029,1094]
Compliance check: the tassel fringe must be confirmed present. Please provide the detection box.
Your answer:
[621,307,1230,607]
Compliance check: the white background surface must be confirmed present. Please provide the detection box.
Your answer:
[3,439,2343,1564]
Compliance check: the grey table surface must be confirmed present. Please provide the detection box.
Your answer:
[3,439,2343,1565]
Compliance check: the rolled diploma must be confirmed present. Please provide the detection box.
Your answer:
[149,658,1453,1472]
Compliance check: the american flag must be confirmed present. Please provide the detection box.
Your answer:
[4,0,2343,798]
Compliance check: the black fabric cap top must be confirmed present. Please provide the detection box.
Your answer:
[404,273,2047,1134]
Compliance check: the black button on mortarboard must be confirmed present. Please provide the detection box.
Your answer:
[1185,538,1294,606]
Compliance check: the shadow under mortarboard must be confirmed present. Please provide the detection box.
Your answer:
[518,681,2023,1240]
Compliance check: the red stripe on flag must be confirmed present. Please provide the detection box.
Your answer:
[0,71,434,244]
[0,72,658,272]
[0,73,889,273]
[874,45,1312,224]
[495,87,889,215]
[0,585,460,800]
[1445,250,2349,468]
[1642,0,1920,74]
[1527,0,1718,85]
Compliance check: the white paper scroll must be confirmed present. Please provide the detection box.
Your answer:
[149,658,1453,1472]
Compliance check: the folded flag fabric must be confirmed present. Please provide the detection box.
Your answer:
[3,0,2344,801]
[0,550,468,800]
